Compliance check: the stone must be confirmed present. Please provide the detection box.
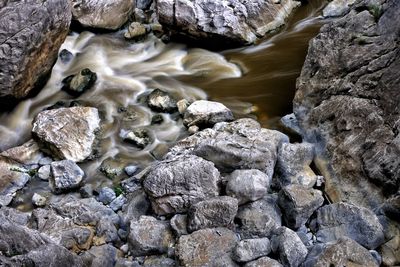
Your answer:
[80,184,94,198]
[188,125,199,134]
[82,244,118,267]
[233,238,271,262]
[278,185,324,229]
[176,227,237,267]
[125,22,148,40]
[99,157,126,180]
[120,189,151,225]
[311,202,385,249]
[271,227,308,267]
[0,207,31,226]
[50,160,84,193]
[143,256,175,267]
[280,113,301,135]
[37,165,51,180]
[121,127,153,149]
[59,49,73,64]
[183,100,234,128]
[143,155,220,215]
[71,0,134,30]
[226,169,271,205]
[109,194,127,211]
[61,68,97,96]
[244,257,283,267]
[97,187,116,205]
[128,216,174,257]
[170,214,188,237]
[0,140,45,166]
[0,0,71,101]
[124,165,138,176]
[32,107,100,162]
[32,193,47,207]
[137,0,153,10]
[177,99,190,114]
[187,196,238,232]
[146,89,177,113]
[151,114,164,125]
[322,0,357,18]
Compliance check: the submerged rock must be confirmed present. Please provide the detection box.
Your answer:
[50,160,84,193]
[61,68,97,96]
[183,100,234,128]
[146,88,177,113]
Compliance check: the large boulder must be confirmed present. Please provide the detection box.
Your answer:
[156,0,301,45]
[293,0,400,208]
[0,0,71,101]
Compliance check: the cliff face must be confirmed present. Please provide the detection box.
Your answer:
[294,0,400,208]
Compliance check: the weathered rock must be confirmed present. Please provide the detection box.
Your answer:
[0,140,45,166]
[121,189,151,225]
[156,0,301,45]
[143,256,176,267]
[0,207,31,226]
[322,0,357,18]
[121,127,153,149]
[226,169,271,205]
[170,214,188,237]
[143,155,220,215]
[97,187,117,205]
[233,238,271,263]
[61,68,97,96]
[0,0,71,101]
[176,227,237,267]
[71,0,135,30]
[128,216,174,256]
[244,257,283,267]
[125,22,147,39]
[187,196,238,232]
[32,107,100,162]
[32,193,47,207]
[137,0,153,10]
[109,195,127,212]
[146,89,177,113]
[50,160,84,193]
[82,244,118,267]
[183,100,234,128]
[37,165,51,180]
[271,227,308,267]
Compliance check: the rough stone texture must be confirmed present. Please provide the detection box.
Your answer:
[32,107,100,162]
[303,237,379,267]
[183,100,234,127]
[170,214,188,237]
[176,227,237,267]
[61,68,97,96]
[143,256,176,267]
[120,189,151,225]
[143,155,220,215]
[71,0,135,30]
[293,0,400,209]
[233,238,271,263]
[32,193,47,207]
[50,160,84,193]
[278,185,324,229]
[226,169,271,205]
[0,140,45,166]
[156,0,301,45]
[271,227,308,267]
[244,257,283,267]
[37,165,51,180]
[187,196,238,232]
[82,244,118,267]
[322,0,357,18]
[97,187,116,205]
[311,202,385,249]
[128,216,174,257]
[146,88,177,113]
[0,0,71,100]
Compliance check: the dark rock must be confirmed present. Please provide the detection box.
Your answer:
[244,257,283,267]
[233,238,271,263]
[170,214,188,237]
[121,189,151,225]
[50,160,85,193]
[146,89,177,113]
[59,49,73,64]
[183,100,234,128]
[82,244,118,267]
[151,114,164,125]
[97,187,117,205]
[62,68,97,96]
[121,127,153,149]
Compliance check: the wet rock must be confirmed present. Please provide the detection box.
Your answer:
[183,100,234,128]
[176,227,237,267]
[97,187,116,205]
[143,155,220,215]
[32,107,100,162]
[278,185,324,229]
[121,189,151,225]
[146,89,177,113]
[236,195,282,238]
[37,165,51,180]
[271,227,308,267]
[311,202,385,249]
[0,140,45,166]
[50,160,84,193]
[109,194,127,211]
[303,237,379,267]
[128,216,174,256]
[0,0,71,100]
[226,169,271,205]
[187,196,238,232]
[99,157,126,180]
[32,193,47,207]
[233,238,271,262]
[62,68,97,96]
[151,114,164,125]
[322,0,357,18]
[125,22,147,40]
[177,99,190,114]
[244,257,283,267]
[170,214,188,237]
[59,49,73,63]
[71,0,134,30]
[280,113,301,135]
[121,127,153,149]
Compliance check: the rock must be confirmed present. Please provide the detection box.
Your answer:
[303,237,379,267]
[380,233,400,266]
[278,185,324,229]
[233,238,271,263]
[32,193,47,207]
[143,256,176,267]
[226,169,271,205]
[82,244,118,267]
[176,227,237,267]
[128,216,174,256]
[244,257,283,267]
[59,49,73,64]
[32,107,100,162]
[71,0,134,30]
[187,196,238,232]
[293,0,400,208]
[99,157,126,180]
[0,207,31,226]
[50,160,84,193]
[121,127,153,149]
[310,202,385,249]
[236,195,282,238]
[125,22,148,40]
[183,100,234,128]
[280,113,301,136]
[143,155,220,215]
[80,184,94,198]
[322,0,357,18]
[0,140,45,165]
[151,114,164,125]
[188,125,199,134]
[37,165,51,180]
[146,89,177,113]
[177,99,190,114]
[170,214,188,236]
[109,194,127,211]
[156,0,301,45]
[271,227,308,267]
[97,187,116,205]
[0,0,71,101]
[121,189,151,225]
[137,0,153,10]
[124,165,138,176]
[61,68,97,96]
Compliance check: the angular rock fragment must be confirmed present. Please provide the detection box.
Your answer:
[50,160,84,193]
[121,127,153,149]
[146,89,177,113]
[183,100,234,128]
[233,238,271,263]
[62,68,97,96]
[170,214,188,237]
[125,22,148,40]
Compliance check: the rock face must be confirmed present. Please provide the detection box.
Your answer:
[71,0,135,30]
[156,0,301,45]
[183,100,234,128]
[294,0,400,208]
[0,0,71,101]
[32,107,100,162]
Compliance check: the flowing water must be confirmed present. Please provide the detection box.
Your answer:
[0,1,328,205]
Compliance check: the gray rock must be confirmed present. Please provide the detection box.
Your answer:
[71,0,134,30]
[83,244,118,267]
[136,0,153,10]
[322,0,357,18]
[37,165,51,180]
[176,227,237,267]
[0,207,31,226]
[0,0,71,100]
[233,238,271,262]
[143,155,220,215]
[271,227,308,267]
[311,202,385,249]
[32,107,100,162]
[121,189,151,225]
[177,99,190,114]
[244,257,283,267]
[183,100,234,128]
[80,184,93,198]
[278,185,324,229]
[226,169,271,205]
[98,187,117,205]
[32,193,47,207]
[128,216,174,256]
[280,113,301,135]
[121,127,153,149]
[187,196,238,232]
[109,194,127,211]
[0,140,45,165]
[170,214,188,237]
[143,256,176,267]
[61,68,97,96]
[146,88,177,113]
[99,157,126,180]
[124,165,139,176]
[50,160,84,193]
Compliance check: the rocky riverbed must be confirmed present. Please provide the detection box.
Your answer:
[0,0,399,267]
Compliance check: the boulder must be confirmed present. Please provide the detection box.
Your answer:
[233,238,271,263]
[50,160,85,193]
[0,0,71,101]
[183,100,234,128]
[32,107,100,162]
[244,257,283,267]
[146,89,177,113]
[61,68,97,96]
